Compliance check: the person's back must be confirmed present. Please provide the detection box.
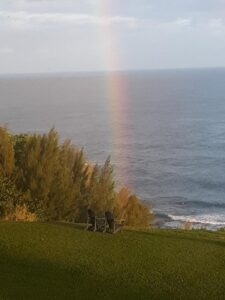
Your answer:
[87,209,96,229]
[105,211,114,230]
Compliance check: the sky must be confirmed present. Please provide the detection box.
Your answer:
[0,0,225,74]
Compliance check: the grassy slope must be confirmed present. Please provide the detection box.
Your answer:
[0,223,224,300]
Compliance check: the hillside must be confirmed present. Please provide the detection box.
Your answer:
[0,222,225,299]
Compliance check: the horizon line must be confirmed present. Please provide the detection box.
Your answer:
[0,66,225,78]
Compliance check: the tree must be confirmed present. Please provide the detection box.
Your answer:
[13,129,59,216]
[0,127,14,177]
[48,141,81,221]
[86,157,116,216]
[0,176,21,218]
[0,126,154,226]
[72,149,89,222]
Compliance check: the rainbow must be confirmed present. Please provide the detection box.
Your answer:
[106,70,132,188]
[97,1,133,188]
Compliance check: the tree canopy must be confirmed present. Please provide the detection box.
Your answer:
[0,127,153,226]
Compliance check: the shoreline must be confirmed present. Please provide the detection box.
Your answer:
[151,212,225,231]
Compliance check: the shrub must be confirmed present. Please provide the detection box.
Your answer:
[115,187,154,227]
[3,204,37,222]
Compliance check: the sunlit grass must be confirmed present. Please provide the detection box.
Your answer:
[0,222,224,299]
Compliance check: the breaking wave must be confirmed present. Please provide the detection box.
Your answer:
[168,213,225,227]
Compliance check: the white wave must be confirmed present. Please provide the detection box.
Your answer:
[168,214,225,226]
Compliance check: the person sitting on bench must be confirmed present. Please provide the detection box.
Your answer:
[105,211,125,233]
[87,209,96,231]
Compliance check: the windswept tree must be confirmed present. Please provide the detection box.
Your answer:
[13,129,59,214]
[47,141,78,221]
[87,157,116,216]
[71,149,89,221]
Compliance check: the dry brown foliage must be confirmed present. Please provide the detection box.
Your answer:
[4,204,37,222]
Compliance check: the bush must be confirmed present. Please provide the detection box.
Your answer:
[3,204,37,222]
[115,187,154,227]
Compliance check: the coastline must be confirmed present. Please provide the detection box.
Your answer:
[151,212,225,231]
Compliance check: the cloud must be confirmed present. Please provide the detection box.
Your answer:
[0,47,14,54]
[208,18,225,33]
[0,10,139,29]
[1,2,225,73]
[173,18,191,26]
[138,17,192,32]
[0,9,196,33]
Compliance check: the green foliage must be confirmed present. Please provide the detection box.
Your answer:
[72,149,89,221]
[87,157,116,217]
[0,126,153,226]
[12,129,81,220]
[0,127,14,176]
[0,176,21,218]
[13,130,58,214]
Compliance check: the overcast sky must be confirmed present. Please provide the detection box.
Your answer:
[0,0,225,74]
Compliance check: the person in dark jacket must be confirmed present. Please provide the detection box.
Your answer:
[105,211,115,231]
[87,209,96,231]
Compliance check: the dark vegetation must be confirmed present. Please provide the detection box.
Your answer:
[0,126,153,226]
[0,222,225,300]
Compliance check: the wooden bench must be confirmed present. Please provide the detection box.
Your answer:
[86,209,125,233]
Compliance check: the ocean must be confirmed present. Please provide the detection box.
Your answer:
[1,68,225,229]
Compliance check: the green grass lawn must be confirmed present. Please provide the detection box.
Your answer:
[0,222,225,300]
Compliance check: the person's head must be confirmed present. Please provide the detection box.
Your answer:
[105,211,113,220]
[88,208,95,218]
